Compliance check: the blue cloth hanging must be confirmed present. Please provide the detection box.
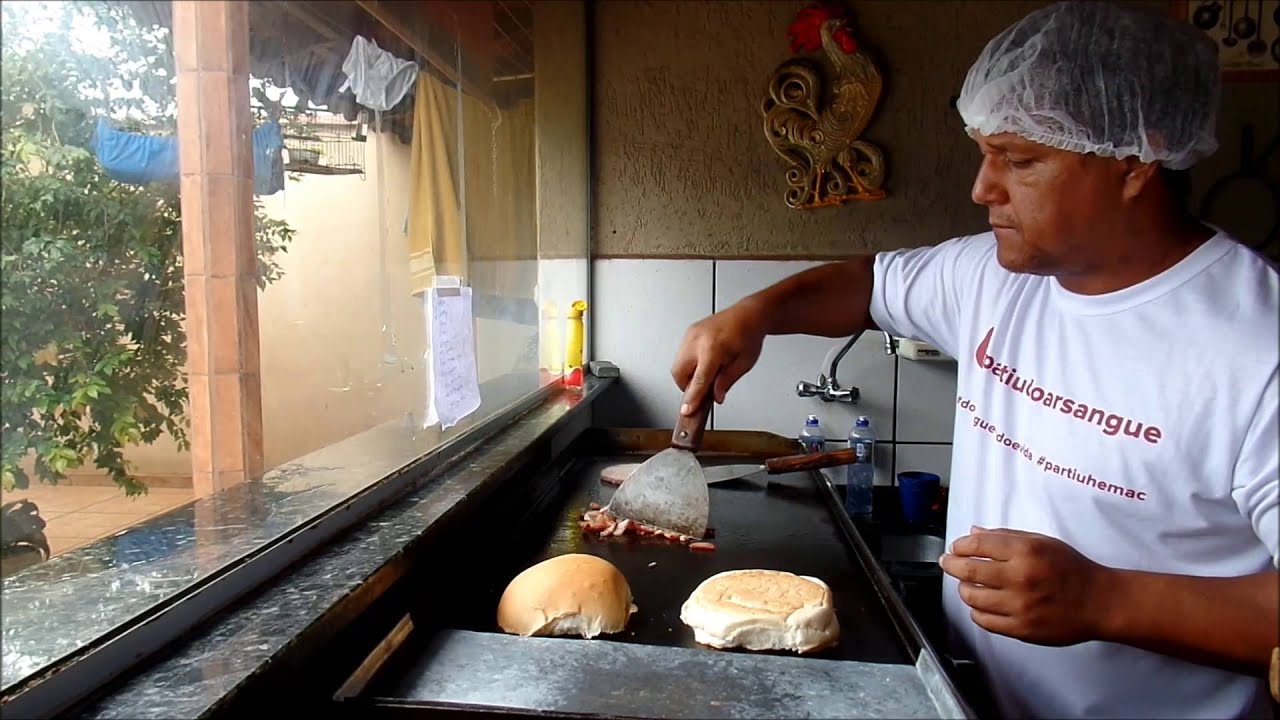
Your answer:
[91,118,179,185]
[251,121,285,196]
[92,118,286,196]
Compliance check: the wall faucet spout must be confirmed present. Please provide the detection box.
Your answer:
[796,331,865,403]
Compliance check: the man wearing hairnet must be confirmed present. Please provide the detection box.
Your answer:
[671,1,1278,717]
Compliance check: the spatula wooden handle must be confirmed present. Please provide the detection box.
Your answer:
[765,448,861,474]
[671,394,712,451]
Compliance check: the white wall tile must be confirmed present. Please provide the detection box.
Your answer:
[537,258,589,307]
[895,357,959,443]
[536,258,591,371]
[893,443,954,487]
[712,261,897,440]
[592,259,713,428]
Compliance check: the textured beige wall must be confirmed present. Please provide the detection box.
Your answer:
[108,133,421,478]
[253,134,423,470]
[592,1,1279,259]
[535,0,590,261]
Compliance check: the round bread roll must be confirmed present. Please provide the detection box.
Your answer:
[680,569,839,653]
[600,463,641,486]
[497,554,637,638]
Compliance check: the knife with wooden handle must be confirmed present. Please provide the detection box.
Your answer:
[698,448,863,484]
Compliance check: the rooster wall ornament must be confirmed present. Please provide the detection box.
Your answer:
[763,1,886,209]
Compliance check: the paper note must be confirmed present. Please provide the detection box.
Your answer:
[424,285,481,429]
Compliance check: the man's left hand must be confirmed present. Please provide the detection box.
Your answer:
[939,526,1113,646]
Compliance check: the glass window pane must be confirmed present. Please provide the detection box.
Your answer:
[1,0,589,699]
[2,0,193,687]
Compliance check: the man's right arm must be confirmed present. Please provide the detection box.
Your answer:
[747,256,879,338]
[671,256,877,414]
[671,235,988,415]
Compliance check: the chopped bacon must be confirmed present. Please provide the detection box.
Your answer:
[579,508,616,534]
[579,506,711,551]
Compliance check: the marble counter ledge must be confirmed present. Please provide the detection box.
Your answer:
[67,376,613,719]
[3,372,557,693]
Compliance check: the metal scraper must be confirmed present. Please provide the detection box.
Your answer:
[604,397,711,538]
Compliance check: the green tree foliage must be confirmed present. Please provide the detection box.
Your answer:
[1,1,294,496]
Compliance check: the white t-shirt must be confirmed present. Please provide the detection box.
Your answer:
[869,231,1279,719]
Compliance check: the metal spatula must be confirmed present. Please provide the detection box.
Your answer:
[604,397,711,538]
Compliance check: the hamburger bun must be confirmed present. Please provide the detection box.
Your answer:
[680,569,839,653]
[497,554,637,638]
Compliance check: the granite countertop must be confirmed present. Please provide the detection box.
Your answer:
[2,376,612,719]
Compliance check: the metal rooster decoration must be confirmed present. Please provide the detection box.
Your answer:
[762,1,886,209]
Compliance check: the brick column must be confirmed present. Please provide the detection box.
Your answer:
[172,1,264,496]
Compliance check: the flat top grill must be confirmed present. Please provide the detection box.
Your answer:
[441,456,909,664]
[342,447,962,718]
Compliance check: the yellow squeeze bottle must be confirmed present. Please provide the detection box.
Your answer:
[564,300,587,373]
[565,299,588,371]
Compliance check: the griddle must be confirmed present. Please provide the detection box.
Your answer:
[447,456,906,663]
[337,430,970,719]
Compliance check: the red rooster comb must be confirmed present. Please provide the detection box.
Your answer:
[787,1,858,55]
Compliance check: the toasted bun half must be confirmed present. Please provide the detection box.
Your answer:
[497,554,637,638]
[679,569,839,653]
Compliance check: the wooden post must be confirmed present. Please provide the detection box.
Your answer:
[172,0,264,496]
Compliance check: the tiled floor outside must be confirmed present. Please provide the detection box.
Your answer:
[2,485,194,557]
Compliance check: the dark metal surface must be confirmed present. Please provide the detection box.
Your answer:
[358,628,941,719]
[429,455,911,664]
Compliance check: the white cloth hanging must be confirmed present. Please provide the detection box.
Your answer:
[337,35,418,112]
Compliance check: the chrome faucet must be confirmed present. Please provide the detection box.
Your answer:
[796,330,897,403]
[881,330,896,355]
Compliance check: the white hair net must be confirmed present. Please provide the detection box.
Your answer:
[956,1,1220,170]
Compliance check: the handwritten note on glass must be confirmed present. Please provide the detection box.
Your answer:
[424,285,481,429]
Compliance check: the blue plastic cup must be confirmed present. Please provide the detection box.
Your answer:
[897,471,941,526]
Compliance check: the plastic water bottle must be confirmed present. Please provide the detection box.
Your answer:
[846,416,875,516]
[799,415,825,453]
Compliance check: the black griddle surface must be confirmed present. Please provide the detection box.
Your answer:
[428,455,909,666]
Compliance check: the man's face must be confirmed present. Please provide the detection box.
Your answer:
[969,132,1132,276]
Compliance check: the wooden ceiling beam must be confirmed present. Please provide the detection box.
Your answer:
[278,2,345,42]
[353,0,498,110]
